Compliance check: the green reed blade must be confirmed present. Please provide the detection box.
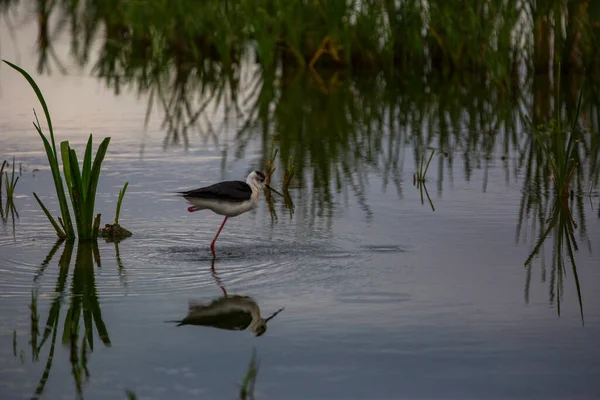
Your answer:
[82,135,93,198]
[68,150,85,237]
[3,61,74,238]
[85,137,111,235]
[33,193,66,238]
[10,177,19,195]
[60,142,74,197]
[2,60,58,154]
[115,182,129,225]
[26,87,75,237]
[6,155,18,196]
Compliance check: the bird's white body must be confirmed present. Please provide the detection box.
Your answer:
[182,172,264,217]
[186,190,259,217]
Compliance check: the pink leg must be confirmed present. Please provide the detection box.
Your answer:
[210,217,228,258]
[188,206,199,212]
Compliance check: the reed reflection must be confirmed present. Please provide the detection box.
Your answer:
[13,240,124,399]
[521,195,587,325]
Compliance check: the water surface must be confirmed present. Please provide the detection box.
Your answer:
[1,17,600,400]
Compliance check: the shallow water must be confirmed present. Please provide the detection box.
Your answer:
[1,18,600,400]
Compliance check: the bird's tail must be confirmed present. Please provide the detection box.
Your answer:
[164,320,184,326]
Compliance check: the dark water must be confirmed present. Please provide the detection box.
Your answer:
[1,14,600,400]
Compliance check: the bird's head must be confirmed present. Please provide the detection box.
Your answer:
[246,170,283,197]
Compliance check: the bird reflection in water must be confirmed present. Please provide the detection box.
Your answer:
[169,260,284,336]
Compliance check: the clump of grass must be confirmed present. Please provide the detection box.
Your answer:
[99,182,132,242]
[3,59,116,240]
[3,156,19,200]
[239,349,259,400]
[60,136,110,239]
[532,66,585,198]
[413,150,435,184]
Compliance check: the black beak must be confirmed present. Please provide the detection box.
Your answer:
[266,184,284,197]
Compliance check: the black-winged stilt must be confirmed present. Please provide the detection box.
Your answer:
[178,170,283,257]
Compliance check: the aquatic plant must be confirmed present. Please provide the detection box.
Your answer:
[61,136,111,239]
[115,182,128,225]
[2,60,75,238]
[2,60,125,240]
[99,182,133,241]
[3,156,19,201]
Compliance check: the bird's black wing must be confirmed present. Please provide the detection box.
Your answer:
[179,180,252,202]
